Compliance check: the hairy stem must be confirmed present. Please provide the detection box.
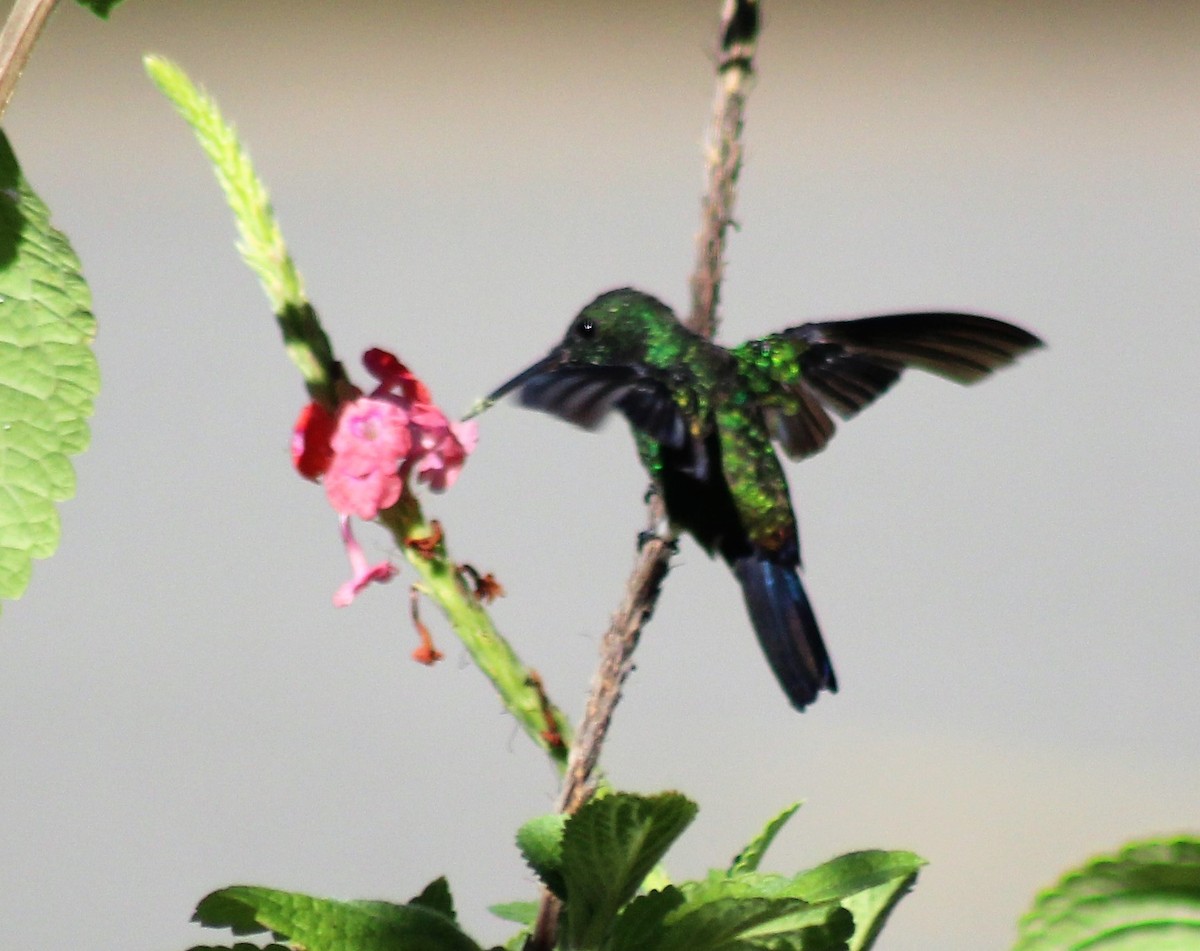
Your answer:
[689,0,759,338]
[379,495,574,771]
[0,0,59,120]
[554,498,672,816]
[527,2,760,947]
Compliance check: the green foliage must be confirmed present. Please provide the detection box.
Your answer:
[489,900,539,950]
[0,130,99,611]
[616,890,851,951]
[560,792,698,948]
[730,801,802,875]
[790,851,924,951]
[192,883,483,951]
[606,887,686,949]
[1013,837,1200,950]
[409,877,457,921]
[517,812,569,899]
[489,901,538,926]
[187,945,292,951]
[74,0,126,17]
[671,853,920,951]
[495,792,923,951]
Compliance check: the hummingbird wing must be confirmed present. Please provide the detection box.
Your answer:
[736,312,1043,459]
[495,360,691,450]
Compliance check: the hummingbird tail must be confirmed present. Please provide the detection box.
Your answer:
[733,553,837,711]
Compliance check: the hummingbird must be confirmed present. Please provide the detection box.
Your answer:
[470,288,1041,711]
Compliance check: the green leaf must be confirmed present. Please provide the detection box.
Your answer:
[641,864,673,892]
[517,812,568,898]
[74,0,126,17]
[143,55,342,407]
[193,890,272,936]
[789,850,924,951]
[186,945,292,951]
[682,869,796,903]
[608,886,685,950]
[193,885,484,951]
[1013,837,1200,951]
[409,877,456,921]
[560,791,698,948]
[670,872,854,950]
[840,870,920,951]
[682,851,922,951]
[790,850,925,904]
[488,901,537,926]
[489,899,537,951]
[653,896,852,951]
[730,802,802,875]
[0,129,99,611]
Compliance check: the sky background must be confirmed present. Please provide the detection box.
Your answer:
[1,2,1197,949]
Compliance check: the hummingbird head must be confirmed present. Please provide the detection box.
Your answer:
[465,288,693,425]
[554,288,680,366]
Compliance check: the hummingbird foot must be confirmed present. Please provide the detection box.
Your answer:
[637,527,677,553]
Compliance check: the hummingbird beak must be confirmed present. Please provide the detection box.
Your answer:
[462,348,567,420]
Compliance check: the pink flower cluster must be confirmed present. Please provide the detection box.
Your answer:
[291,348,478,605]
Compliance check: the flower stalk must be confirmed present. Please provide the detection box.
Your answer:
[147,53,573,772]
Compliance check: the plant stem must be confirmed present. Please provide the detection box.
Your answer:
[555,500,673,815]
[0,0,59,120]
[526,3,760,947]
[379,494,573,771]
[689,0,759,338]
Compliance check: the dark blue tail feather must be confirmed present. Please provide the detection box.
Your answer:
[733,554,837,710]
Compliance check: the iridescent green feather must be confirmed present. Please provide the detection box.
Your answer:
[731,335,809,411]
[635,430,666,478]
[715,402,797,553]
[729,338,806,398]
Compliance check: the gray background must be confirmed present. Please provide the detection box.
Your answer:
[1,2,1196,949]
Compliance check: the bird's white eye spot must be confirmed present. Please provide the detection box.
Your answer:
[574,317,596,339]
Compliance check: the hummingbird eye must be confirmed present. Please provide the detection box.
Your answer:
[574,318,596,339]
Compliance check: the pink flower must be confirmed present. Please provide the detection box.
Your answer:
[331,395,413,459]
[323,397,412,520]
[357,348,479,492]
[332,515,397,606]
[409,404,479,491]
[290,348,481,605]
